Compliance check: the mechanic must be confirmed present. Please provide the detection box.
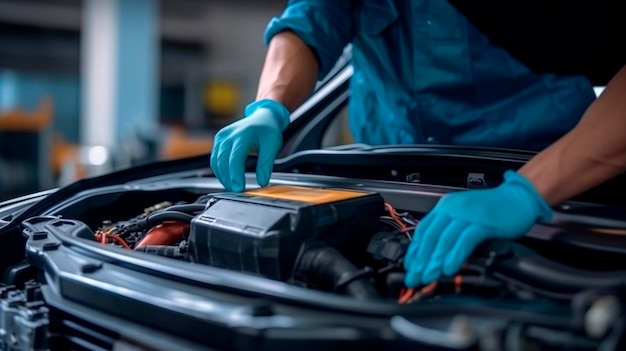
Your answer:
[210,1,624,287]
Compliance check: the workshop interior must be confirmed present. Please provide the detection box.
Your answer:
[0,0,297,200]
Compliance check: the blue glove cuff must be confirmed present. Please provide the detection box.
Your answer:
[503,170,553,222]
[244,99,290,131]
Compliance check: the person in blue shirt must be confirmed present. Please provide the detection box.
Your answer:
[210,1,626,288]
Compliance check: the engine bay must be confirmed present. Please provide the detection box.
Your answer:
[2,174,626,350]
[19,183,626,309]
[33,185,416,301]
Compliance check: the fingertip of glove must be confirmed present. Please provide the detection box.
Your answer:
[257,177,269,188]
[255,166,270,186]
[228,174,244,192]
[421,266,440,286]
[404,272,419,289]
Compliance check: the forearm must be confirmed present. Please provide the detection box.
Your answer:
[519,65,626,206]
[256,31,319,112]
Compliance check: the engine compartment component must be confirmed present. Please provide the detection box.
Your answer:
[0,281,48,351]
[190,186,383,281]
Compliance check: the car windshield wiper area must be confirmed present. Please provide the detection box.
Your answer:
[274,147,626,207]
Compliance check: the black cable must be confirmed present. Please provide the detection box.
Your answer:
[463,262,488,274]
[378,217,405,233]
[440,275,503,290]
[118,211,194,235]
[492,273,586,301]
[396,212,419,226]
[194,194,213,204]
[377,264,398,275]
[162,204,205,214]
[146,211,194,226]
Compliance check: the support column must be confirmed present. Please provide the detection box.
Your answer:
[80,0,159,176]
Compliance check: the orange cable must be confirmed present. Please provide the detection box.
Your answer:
[398,288,416,304]
[105,234,131,249]
[454,275,463,293]
[384,203,408,231]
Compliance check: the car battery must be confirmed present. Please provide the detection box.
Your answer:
[189,185,384,280]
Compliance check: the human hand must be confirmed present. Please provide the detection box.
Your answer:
[210,99,290,192]
[403,171,553,287]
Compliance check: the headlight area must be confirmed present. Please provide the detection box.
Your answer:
[3,184,626,350]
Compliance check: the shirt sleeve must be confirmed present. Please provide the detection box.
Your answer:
[264,0,354,79]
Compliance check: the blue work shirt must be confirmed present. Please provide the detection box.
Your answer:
[265,0,596,151]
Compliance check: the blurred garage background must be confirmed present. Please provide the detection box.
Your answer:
[0,0,288,200]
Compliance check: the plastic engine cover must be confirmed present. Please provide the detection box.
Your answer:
[189,186,384,280]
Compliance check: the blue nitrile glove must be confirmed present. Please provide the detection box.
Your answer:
[403,171,553,287]
[210,99,290,192]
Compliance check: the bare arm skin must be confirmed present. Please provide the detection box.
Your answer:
[519,65,626,205]
[255,31,320,112]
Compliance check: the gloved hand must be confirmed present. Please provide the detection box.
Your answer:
[403,171,553,288]
[210,99,290,192]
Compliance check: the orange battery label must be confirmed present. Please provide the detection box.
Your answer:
[245,185,368,205]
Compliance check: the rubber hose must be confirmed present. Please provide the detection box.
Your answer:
[488,242,626,294]
[135,221,190,248]
[162,204,205,214]
[120,211,195,236]
[297,245,380,300]
[147,211,194,226]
